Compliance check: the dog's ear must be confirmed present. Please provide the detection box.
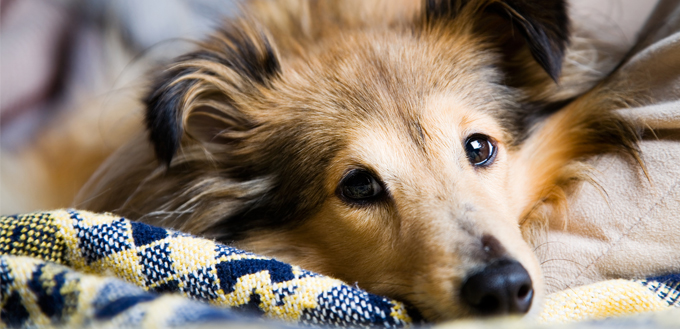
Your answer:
[424,0,569,81]
[144,23,280,165]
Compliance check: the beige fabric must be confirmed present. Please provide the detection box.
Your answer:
[538,0,680,293]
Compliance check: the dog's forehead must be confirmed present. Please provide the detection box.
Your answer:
[273,30,507,126]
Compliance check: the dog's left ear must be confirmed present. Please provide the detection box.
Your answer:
[144,23,281,165]
[424,0,569,82]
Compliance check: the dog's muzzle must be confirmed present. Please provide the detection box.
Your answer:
[460,258,533,315]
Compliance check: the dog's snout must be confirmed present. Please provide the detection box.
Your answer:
[460,258,533,315]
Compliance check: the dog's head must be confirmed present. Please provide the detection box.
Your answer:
[95,0,635,321]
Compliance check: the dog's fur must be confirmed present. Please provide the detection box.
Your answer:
[76,0,640,321]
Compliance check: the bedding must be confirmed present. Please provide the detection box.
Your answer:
[1,210,678,328]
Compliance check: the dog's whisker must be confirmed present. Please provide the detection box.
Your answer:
[533,240,569,252]
[540,258,586,268]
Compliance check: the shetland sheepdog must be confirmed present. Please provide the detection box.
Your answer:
[75,0,639,321]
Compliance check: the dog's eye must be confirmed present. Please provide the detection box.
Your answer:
[465,134,496,167]
[339,170,384,202]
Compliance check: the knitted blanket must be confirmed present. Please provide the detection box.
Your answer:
[1,210,678,328]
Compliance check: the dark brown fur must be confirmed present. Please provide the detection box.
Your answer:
[77,0,640,321]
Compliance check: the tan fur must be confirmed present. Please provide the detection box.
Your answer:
[65,0,641,321]
[514,86,642,243]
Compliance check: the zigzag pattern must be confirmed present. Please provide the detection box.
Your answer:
[1,210,679,328]
[0,210,418,328]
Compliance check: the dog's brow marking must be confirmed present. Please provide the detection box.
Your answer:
[415,121,426,144]
[407,119,427,151]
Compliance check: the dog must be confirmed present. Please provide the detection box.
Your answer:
[76,0,640,321]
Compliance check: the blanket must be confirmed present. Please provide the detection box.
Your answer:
[536,0,680,291]
[1,210,679,328]
[0,210,417,328]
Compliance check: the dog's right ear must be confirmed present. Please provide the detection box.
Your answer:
[423,0,570,82]
[144,22,281,165]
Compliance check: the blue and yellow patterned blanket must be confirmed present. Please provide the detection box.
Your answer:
[1,210,678,328]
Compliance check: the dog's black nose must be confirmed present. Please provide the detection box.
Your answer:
[460,258,533,315]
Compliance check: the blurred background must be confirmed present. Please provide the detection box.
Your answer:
[1,0,241,150]
[0,0,240,213]
[0,0,659,214]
